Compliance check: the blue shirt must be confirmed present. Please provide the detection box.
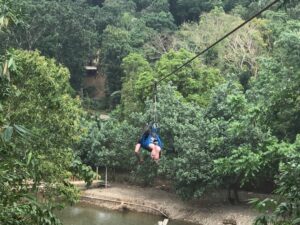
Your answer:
[139,132,163,150]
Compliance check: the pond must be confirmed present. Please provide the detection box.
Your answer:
[57,203,194,225]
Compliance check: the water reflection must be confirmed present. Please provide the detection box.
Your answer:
[57,203,192,225]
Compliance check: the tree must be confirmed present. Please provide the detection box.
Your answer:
[0,0,18,29]
[99,0,136,29]
[169,0,213,25]
[120,49,223,118]
[132,0,152,11]
[0,49,84,224]
[174,8,266,77]
[247,57,300,141]
[101,25,132,95]
[1,0,100,89]
[117,13,155,48]
[142,32,175,61]
[120,53,154,117]
[141,11,176,32]
[101,13,156,98]
[150,85,219,199]
[75,115,138,172]
[142,0,170,13]
[246,15,300,141]
[252,137,300,225]
[140,0,176,32]
[156,49,224,106]
[86,0,104,7]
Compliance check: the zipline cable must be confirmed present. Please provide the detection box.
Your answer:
[153,82,158,124]
[142,0,282,125]
[152,0,282,85]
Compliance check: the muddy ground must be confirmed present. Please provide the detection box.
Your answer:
[71,181,265,225]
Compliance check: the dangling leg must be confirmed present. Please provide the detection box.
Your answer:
[149,144,161,161]
[134,143,143,163]
[154,145,161,161]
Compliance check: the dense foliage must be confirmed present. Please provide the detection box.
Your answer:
[1,3,94,223]
[2,0,300,224]
[0,0,100,89]
[0,49,82,224]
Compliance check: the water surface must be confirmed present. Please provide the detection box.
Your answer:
[57,203,193,225]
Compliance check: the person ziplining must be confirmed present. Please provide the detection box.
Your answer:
[134,82,163,163]
[134,123,163,163]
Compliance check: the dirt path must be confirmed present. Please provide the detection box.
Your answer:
[73,181,259,225]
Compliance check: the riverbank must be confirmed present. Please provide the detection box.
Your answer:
[72,181,262,225]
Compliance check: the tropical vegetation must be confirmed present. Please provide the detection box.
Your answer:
[1,0,300,224]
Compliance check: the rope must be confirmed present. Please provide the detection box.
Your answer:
[147,0,282,88]
[139,0,282,130]
[153,82,158,124]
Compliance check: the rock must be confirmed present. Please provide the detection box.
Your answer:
[116,202,128,211]
[223,218,237,225]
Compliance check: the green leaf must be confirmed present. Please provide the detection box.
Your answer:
[14,124,31,137]
[292,218,300,225]
[0,16,5,27]
[8,57,14,68]
[27,151,33,166]
[1,126,13,142]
